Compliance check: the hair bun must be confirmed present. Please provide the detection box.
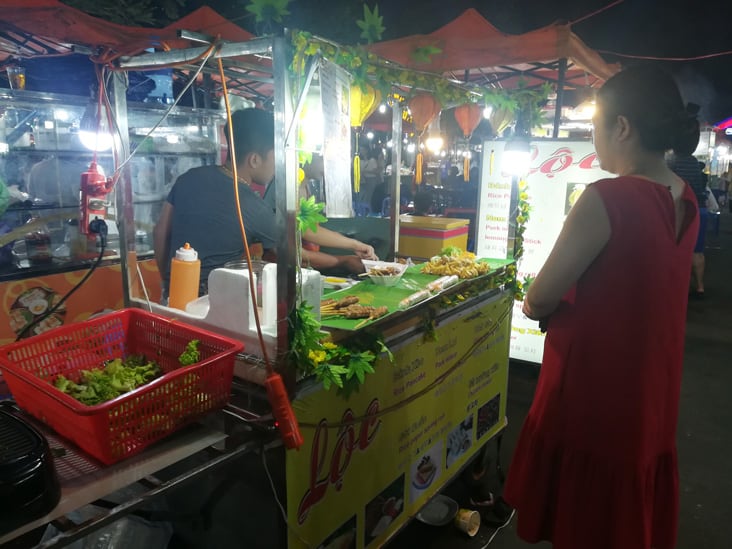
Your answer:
[685,102,701,116]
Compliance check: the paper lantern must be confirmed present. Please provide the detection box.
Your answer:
[454,103,483,138]
[350,82,381,192]
[408,93,441,135]
[350,83,381,128]
[454,103,483,181]
[408,94,441,185]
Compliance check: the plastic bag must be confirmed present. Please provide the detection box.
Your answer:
[40,485,172,549]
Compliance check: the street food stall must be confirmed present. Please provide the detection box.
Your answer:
[368,8,621,365]
[0,4,580,548]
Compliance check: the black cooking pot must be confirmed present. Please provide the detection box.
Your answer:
[0,403,61,533]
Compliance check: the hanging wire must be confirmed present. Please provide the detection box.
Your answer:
[569,0,625,26]
[596,49,732,61]
[217,56,273,374]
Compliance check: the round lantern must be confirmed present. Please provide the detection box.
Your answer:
[453,103,483,181]
[350,82,381,128]
[350,83,381,192]
[408,93,441,135]
[408,94,441,184]
[454,103,483,138]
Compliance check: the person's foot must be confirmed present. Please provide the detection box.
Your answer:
[468,476,495,508]
[479,496,514,528]
[690,289,705,300]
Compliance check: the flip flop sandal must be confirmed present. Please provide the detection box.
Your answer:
[479,497,514,528]
[468,482,495,508]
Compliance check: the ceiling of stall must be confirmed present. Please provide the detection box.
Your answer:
[0,1,273,103]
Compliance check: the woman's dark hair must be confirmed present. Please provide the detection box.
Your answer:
[597,66,700,155]
[225,108,275,159]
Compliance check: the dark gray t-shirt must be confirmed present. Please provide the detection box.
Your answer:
[165,165,277,292]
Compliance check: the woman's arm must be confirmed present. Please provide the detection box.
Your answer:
[153,201,174,278]
[523,185,611,320]
[303,226,378,260]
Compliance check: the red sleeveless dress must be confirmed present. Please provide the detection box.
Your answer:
[503,176,699,549]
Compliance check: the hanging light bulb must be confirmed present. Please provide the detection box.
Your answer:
[503,137,531,176]
[424,118,443,153]
[78,101,113,152]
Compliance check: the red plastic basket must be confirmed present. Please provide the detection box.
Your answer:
[0,309,244,464]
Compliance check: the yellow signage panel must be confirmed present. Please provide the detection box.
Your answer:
[287,292,512,549]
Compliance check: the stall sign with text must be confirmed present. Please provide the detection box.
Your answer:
[286,293,512,549]
[475,141,513,259]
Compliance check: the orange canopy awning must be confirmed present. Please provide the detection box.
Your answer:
[367,9,620,89]
[0,1,255,61]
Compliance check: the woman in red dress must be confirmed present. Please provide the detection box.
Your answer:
[503,67,700,549]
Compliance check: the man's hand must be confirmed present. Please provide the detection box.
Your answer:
[352,240,378,260]
[337,255,367,274]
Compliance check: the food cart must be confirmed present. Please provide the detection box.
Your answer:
[0,5,532,548]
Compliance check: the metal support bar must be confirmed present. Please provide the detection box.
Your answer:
[177,29,215,45]
[35,438,278,548]
[118,37,274,69]
[111,71,135,308]
[272,35,298,385]
[553,58,568,138]
[389,103,402,258]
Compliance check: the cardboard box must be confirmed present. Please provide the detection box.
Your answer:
[398,215,470,259]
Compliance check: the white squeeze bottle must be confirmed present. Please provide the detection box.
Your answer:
[169,243,201,311]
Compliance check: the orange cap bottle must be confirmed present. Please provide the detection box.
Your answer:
[169,242,201,311]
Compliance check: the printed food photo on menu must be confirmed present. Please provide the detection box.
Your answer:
[446,415,474,468]
[409,439,443,503]
[476,394,501,440]
[363,475,405,547]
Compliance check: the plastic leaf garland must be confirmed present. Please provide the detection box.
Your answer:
[246,0,291,24]
[356,4,386,44]
[411,44,443,64]
[297,196,328,234]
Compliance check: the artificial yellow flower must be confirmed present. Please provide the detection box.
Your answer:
[308,350,327,364]
[322,341,338,350]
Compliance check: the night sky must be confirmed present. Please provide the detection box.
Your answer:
[197,0,732,123]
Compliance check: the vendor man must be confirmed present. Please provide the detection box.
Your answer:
[153,108,376,296]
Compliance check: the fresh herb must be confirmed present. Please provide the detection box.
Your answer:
[178,339,201,366]
[54,357,161,406]
[439,246,463,257]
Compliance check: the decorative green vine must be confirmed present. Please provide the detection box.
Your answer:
[420,308,437,342]
[289,196,393,398]
[290,31,549,113]
[289,303,393,398]
[511,180,532,301]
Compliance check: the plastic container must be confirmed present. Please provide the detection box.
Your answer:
[223,259,265,305]
[169,243,200,310]
[0,309,244,464]
[362,260,407,287]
